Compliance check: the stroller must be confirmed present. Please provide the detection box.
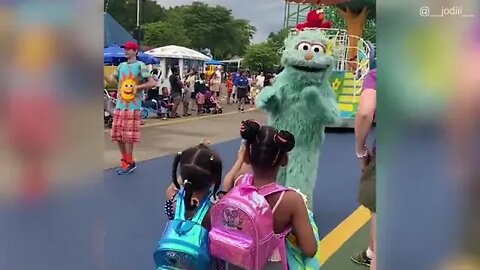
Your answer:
[104,89,116,128]
[141,98,160,119]
[203,90,223,114]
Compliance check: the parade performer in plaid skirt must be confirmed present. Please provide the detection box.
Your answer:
[104,41,156,175]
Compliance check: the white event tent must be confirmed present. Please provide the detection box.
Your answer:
[220,56,244,70]
[146,45,211,82]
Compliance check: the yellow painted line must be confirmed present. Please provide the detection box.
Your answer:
[104,108,258,132]
[319,206,371,264]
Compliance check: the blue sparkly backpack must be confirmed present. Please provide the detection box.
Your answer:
[154,188,213,270]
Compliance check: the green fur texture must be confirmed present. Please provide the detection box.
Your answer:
[256,29,339,208]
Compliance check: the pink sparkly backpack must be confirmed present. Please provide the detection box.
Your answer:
[209,174,291,270]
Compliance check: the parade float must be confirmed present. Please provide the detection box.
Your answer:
[283,0,375,127]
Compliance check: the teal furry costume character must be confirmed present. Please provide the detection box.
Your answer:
[256,29,339,208]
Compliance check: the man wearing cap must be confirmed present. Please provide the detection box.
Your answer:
[104,41,156,175]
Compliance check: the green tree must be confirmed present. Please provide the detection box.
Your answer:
[167,2,255,59]
[243,42,279,72]
[143,19,191,48]
[104,0,166,32]
[267,28,290,52]
[106,0,256,58]
[218,19,256,59]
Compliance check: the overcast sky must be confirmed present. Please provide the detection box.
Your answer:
[156,0,286,42]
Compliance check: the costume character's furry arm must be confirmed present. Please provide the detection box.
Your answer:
[256,84,281,116]
[295,84,338,124]
[256,29,339,208]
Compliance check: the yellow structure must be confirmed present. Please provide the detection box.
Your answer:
[104,66,117,89]
[205,64,216,80]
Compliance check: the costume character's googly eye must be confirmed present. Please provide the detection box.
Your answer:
[312,45,325,53]
[297,42,310,51]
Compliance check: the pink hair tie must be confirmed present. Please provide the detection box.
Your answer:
[274,133,288,143]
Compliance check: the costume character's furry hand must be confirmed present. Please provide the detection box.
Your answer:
[256,86,280,114]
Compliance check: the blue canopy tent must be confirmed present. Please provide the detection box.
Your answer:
[104,12,134,47]
[205,60,225,66]
[104,45,159,65]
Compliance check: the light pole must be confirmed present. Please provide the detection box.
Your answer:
[134,0,144,46]
[136,0,140,28]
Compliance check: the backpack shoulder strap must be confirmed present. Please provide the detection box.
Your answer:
[271,191,286,214]
[259,183,290,214]
[259,183,289,197]
[277,237,290,270]
[236,173,254,187]
[174,188,213,223]
[173,188,187,220]
[233,175,243,187]
[191,192,213,224]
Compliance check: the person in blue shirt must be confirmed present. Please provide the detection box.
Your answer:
[232,71,241,103]
[235,71,249,113]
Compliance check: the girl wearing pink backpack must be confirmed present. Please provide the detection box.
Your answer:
[210,120,318,269]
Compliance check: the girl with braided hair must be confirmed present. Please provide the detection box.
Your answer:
[164,142,223,223]
[158,142,226,270]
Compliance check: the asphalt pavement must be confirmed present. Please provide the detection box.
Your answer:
[0,105,363,270]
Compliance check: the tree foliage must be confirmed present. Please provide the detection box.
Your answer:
[105,0,255,59]
[104,0,167,32]
[243,42,280,72]
[143,17,191,48]
[243,28,291,72]
[267,28,290,52]
[167,2,255,59]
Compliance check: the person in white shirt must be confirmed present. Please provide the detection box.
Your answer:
[183,69,197,116]
[215,68,222,83]
[210,67,222,98]
[148,69,161,101]
[255,72,265,89]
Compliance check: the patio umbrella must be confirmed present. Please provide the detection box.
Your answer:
[104,45,160,65]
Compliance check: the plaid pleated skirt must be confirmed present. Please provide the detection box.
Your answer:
[111,109,141,143]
